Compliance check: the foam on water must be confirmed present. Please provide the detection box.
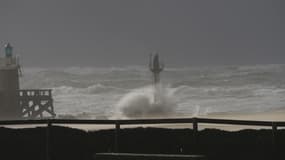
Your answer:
[115,85,176,119]
[20,64,285,119]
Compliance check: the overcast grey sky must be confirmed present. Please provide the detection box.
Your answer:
[0,0,284,67]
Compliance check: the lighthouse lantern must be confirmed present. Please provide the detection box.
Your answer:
[4,43,13,58]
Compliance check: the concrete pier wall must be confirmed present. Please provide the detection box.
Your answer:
[0,66,20,119]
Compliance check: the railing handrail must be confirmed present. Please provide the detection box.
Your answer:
[1,117,282,159]
[18,89,52,92]
[0,117,285,127]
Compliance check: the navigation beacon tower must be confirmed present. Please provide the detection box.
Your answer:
[149,53,164,85]
[149,53,164,103]
[0,43,21,119]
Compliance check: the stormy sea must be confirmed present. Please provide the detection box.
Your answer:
[20,64,285,119]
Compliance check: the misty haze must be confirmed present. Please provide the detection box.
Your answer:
[0,0,284,120]
[1,1,285,160]
[2,0,279,120]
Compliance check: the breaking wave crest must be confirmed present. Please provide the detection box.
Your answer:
[20,64,285,119]
[115,85,177,119]
[53,83,127,95]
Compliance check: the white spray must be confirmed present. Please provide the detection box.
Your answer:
[115,53,177,119]
[115,84,176,119]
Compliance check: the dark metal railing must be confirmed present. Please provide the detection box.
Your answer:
[0,117,284,160]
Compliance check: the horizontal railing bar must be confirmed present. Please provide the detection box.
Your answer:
[0,118,285,127]
[197,118,274,126]
[50,119,117,124]
[117,118,285,127]
[0,119,116,125]
[19,89,52,91]
[0,119,50,125]
[18,97,52,99]
[276,122,285,126]
[118,118,194,125]
[0,119,192,125]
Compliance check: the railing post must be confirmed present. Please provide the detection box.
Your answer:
[46,121,52,160]
[115,121,120,153]
[193,118,198,152]
[272,122,277,158]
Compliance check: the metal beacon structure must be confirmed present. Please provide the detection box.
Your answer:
[0,43,55,120]
[149,53,164,103]
[149,53,164,85]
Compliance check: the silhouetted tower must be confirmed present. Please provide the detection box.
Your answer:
[149,53,164,104]
[149,53,164,85]
[0,43,21,119]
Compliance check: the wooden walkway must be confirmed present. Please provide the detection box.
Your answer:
[95,153,206,160]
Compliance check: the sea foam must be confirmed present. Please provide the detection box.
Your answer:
[20,65,285,119]
[115,85,176,119]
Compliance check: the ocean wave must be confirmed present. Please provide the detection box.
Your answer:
[19,64,285,119]
[115,85,177,119]
[57,112,108,119]
[85,84,128,94]
[53,83,128,95]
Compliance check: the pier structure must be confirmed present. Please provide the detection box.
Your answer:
[19,89,56,119]
[0,43,55,119]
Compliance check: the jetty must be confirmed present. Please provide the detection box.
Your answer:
[0,43,55,119]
